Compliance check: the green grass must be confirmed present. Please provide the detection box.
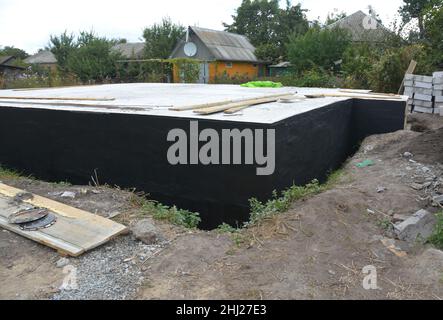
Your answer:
[130,193,201,229]
[246,170,343,226]
[429,211,443,250]
[0,165,21,179]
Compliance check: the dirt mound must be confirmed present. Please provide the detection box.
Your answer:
[401,127,443,165]
[408,113,443,133]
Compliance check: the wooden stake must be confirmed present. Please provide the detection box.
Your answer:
[398,60,417,95]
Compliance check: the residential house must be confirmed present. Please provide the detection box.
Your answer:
[327,10,393,43]
[24,50,58,71]
[170,26,266,83]
[0,56,25,86]
[111,42,145,59]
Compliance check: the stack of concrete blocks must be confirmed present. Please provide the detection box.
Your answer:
[433,71,443,116]
[403,74,415,112]
[411,75,434,114]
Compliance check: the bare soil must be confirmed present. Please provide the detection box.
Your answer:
[1,113,442,300]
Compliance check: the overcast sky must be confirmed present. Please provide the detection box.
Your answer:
[0,0,404,54]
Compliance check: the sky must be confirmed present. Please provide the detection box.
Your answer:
[0,0,405,54]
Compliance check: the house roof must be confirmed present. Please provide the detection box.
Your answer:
[0,55,15,66]
[176,26,259,63]
[112,42,145,59]
[270,61,291,68]
[327,10,392,42]
[24,50,57,64]
[0,55,25,70]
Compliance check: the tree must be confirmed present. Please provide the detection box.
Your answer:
[423,3,443,65]
[66,32,122,83]
[48,31,77,69]
[0,46,29,60]
[325,11,347,25]
[287,27,351,73]
[143,17,185,59]
[399,0,437,39]
[224,0,308,62]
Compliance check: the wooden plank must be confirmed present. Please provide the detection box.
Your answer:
[0,183,128,256]
[194,94,295,115]
[304,93,403,100]
[339,89,373,94]
[170,93,293,111]
[398,60,417,95]
[0,96,115,101]
[0,215,84,256]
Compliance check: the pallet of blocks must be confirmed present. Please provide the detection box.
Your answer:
[411,75,434,114]
[403,74,414,112]
[434,72,443,116]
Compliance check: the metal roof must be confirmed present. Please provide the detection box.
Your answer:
[24,50,57,64]
[190,26,259,63]
[0,56,15,65]
[270,61,291,68]
[0,56,25,70]
[111,42,145,59]
[327,10,392,42]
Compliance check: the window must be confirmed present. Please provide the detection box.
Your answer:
[225,62,233,68]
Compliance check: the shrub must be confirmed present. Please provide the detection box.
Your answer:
[287,27,351,74]
[429,212,443,250]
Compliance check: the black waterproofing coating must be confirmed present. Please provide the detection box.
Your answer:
[0,99,405,229]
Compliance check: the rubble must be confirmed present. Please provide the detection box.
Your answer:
[394,209,437,243]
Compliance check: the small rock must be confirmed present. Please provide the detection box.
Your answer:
[421,166,431,173]
[376,186,387,193]
[432,195,443,206]
[403,152,413,159]
[411,183,426,191]
[393,213,410,223]
[13,192,34,202]
[394,209,437,243]
[55,257,70,268]
[131,219,162,245]
[60,191,76,199]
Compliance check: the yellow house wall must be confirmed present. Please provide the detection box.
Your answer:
[209,61,258,83]
[172,61,259,83]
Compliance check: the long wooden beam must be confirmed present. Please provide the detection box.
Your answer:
[194,94,295,115]
[170,93,294,111]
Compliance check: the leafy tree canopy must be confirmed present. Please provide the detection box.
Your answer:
[287,27,351,73]
[0,46,29,60]
[224,0,308,63]
[143,17,185,59]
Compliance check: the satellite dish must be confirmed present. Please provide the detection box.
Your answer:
[184,42,197,57]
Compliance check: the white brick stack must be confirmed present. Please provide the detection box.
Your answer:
[412,75,434,114]
[404,74,414,112]
[433,72,443,117]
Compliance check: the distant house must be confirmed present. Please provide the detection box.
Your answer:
[170,26,266,83]
[327,10,393,42]
[112,42,145,59]
[269,61,291,77]
[0,56,25,77]
[24,50,57,70]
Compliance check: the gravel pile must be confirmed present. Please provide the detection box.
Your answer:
[52,235,166,300]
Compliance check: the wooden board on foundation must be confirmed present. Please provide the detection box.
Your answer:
[0,183,128,256]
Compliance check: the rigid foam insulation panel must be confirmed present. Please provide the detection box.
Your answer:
[0,84,407,228]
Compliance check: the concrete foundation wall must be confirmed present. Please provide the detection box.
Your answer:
[0,99,405,228]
